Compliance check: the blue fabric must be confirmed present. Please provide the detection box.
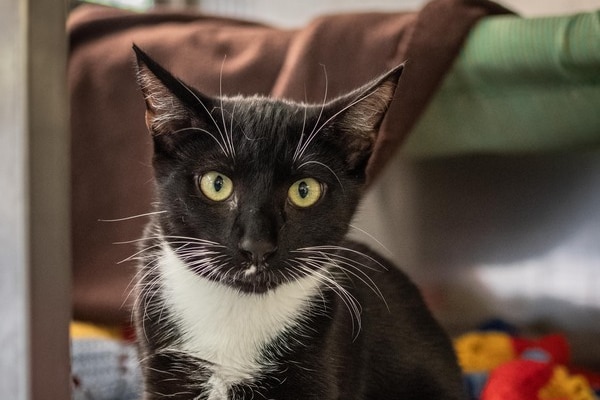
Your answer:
[71,338,141,400]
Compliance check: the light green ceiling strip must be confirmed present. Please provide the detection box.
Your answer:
[403,11,600,158]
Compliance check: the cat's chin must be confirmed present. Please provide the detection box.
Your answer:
[229,280,279,294]
[222,266,286,295]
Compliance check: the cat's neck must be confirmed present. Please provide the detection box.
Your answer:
[156,242,323,381]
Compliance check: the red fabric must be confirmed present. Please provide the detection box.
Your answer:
[511,334,571,365]
[481,359,554,400]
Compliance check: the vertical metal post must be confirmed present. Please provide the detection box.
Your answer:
[0,0,29,396]
[0,0,70,398]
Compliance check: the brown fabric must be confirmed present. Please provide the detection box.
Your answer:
[68,0,510,324]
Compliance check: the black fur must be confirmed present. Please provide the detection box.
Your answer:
[133,44,465,400]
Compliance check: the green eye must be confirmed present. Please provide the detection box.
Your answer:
[288,178,322,208]
[199,171,233,202]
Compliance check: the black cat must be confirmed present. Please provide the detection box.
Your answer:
[132,44,465,400]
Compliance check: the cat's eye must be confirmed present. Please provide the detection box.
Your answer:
[199,171,233,202]
[288,178,323,208]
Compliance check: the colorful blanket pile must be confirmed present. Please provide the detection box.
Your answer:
[455,321,600,400]
[70,321,600,399]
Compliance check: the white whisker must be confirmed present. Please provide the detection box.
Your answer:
[171,126,228,157]
[306,252,388,311]
[98,210,167,223]
[294,83,384,164]
[296,160,344,192]
[294,64,328,163]
[296,245,388,271]
[292,102,309,162]
[290,259,363,339]
[174,77,232,160]
[219,55,236,160]
[348,224,392,256]
[229,102,237,160]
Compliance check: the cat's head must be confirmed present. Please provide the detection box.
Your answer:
[134,45,402,294]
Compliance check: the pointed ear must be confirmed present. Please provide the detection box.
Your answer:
[325,64,403,171]
[133,44,212,136]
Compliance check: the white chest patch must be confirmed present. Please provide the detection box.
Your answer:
[157,244,321,395]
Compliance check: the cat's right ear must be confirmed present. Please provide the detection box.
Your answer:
[133,44,212,137]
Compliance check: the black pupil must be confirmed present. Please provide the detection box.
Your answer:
[298,181,309,199]
[213,175,224,192]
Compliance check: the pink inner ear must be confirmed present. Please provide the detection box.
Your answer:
[138,72,191,136]
[327,66,400,147]
[145,110,154,131]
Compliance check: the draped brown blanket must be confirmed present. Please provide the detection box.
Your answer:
[68,0,510,324]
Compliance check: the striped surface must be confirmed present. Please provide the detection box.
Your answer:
[403,10,600,157]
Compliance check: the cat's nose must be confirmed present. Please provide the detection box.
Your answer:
[239,238,277,266]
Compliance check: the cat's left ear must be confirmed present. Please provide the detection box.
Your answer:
[324,64,403,171]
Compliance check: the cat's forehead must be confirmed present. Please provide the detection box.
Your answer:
[191,97,332,180]
[214,97,315,153]
[222,96,312,135]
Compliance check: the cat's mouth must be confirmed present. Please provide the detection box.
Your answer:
[178,246,297,294]
[226,264,282,294]
[178,251,283,293]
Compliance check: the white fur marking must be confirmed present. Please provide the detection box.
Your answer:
[206,375,229,400]
[243,264,257,277]
[158,244,321,397]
